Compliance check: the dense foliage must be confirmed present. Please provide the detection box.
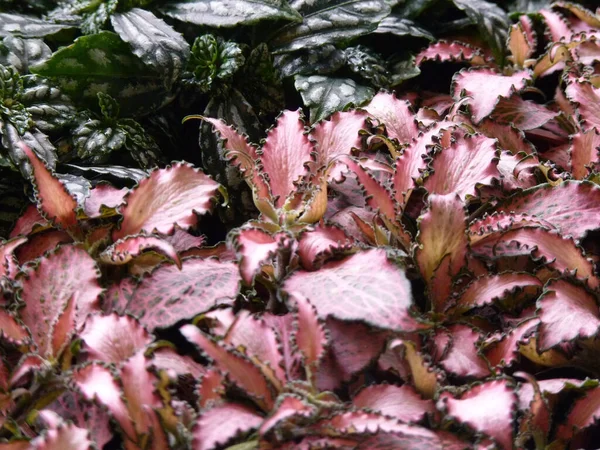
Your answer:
[2,0,600,449]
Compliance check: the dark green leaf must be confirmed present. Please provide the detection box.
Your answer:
[21,75,77,131]
[274,44,345,77]
[160,0,302,27]
[398,0,439,19]
[57,171,91,206]
[30,31,175,116]
[4,102,30,133]
[111,8,190,88]
[0,13,74,38]
[1,122,56,174]
[270,0,392,53]
[345,45,389,88]
[239,43,283,114]
[187,34,244,92]
[0,171,29,238]
[388,53,421,86]
[119,118,162,169]
[46,0,119,35]
[374,15,434,40]
[98,92,119,120]
[0,36,51,73]
[294,74,374,122]
[453,0,510,62]
[507,0,552,15]
[63,163,148,182]
[72,118,126,162]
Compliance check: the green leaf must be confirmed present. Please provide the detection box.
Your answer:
[294,75,374,122]
[47,0,119,35]
[270,0,392,53]
[21,75,77,131]
[0,172,29,237]
[110,8,190,88]
[398,0,439,19]
[0,36,51,73]
[0,12,74,38]
[160,0,302,27]
[374,15,434,40]
[73,118,127,162]
[64,163,148,182]
[453,0,511,63]
[119,118,162,169]
[345,45,389,88]
[0,122,56,174]
[239,43,284,114]
[274,44,345,77]
[98,91,119,120]
[187,34,244,92]
[388,53,421,87]
[30,31,175,116]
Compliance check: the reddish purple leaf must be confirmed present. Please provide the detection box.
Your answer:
[202,117,259,171]
[9,205,49,238]
[483,318,539,369]
[260,110,313,208]
[557,385,600,440]
[356,430,477,449]
[297,224,353,270]
[19,245,102,355]
[508,22,534,67]
[569,128,600,179]
[181,324,275,411]
[452,68,531,124]
[259,394,316,436]
[451,273,542,314]
[163,228,205,252]
[30,423,93,450]
[102,277,135,315]
[311,110,366,180]
[415,193,468,311]
[99,235,180,268]
[80,313,153,364]
[21,143,77,230]
[353,384,434,423]
[150,347,205,379]
[72,363,135,440]
[364,92,419,145]
[230,228,289,285]
[311,411,435,436]
[495,181,600,243]
[433,325,490,378]
[490,95,558,131]
[14,230,72,265]
[193,403,262,450]
[438,379,517,450]
[113,163,220,240]
[198,369,225,409]
[224,310,286,387]
[537,279,600,351]
[415,41,488,66]
[292,293,328,372]
[126,257,240,331]
[477,120,535,155]
[283,249,420,331]
[423,131,500,199]
[0,237,26,278]
[0,310,28,344]
[540,9,573,41]
[83,184,128,219]
[566,76,600,131]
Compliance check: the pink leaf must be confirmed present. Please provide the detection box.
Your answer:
[477,120,535,155]
[433,325,490,378]
[540,9,573,41]
[311,411,434,436]
[565,77,600,131]
[352,384,434,423]
[557,386,600,440]
[102,277,136,315]
[224,311,286,386]
[508,22,534,67]
[46,392,112,449]
[259,395,316,436]
[283,249,420,331]
[310,110,366,180]
[202,117,259,171]
[415,40,488,66]
[495,180,600,243]
[126,258,240,332]
[569,128,600,179]
[30,423,93,450]
[452,68,532,124]
[490,95,558,131]
[150,347,206,379]
[292,293,328,371]
[198,369,226,409]
[72,363,135,440]
[229,228,289,285]
[537,279,600,351]
[260,110,313,207]
[99,235,181,268]
[438,379,517,450]
[163,228,205,252]
[51,294,76,357]
[483,318,539,369]
[451,273,542,314]
[9,204,49,238]
[297,224,353,270]
[181,325,275,411]
[15,230,73,265]
[193,403,263,450]
[0,237,26,278]
[355,430,481,450]
[80,313,153,364]
[415,193,468,311]
[364,92,419,145]
[0,310,28,344]
[19,245,102,355]
[20,143,78,230]
[113,163,220,240]
[83,184,128,219]
[423,131,500,199]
